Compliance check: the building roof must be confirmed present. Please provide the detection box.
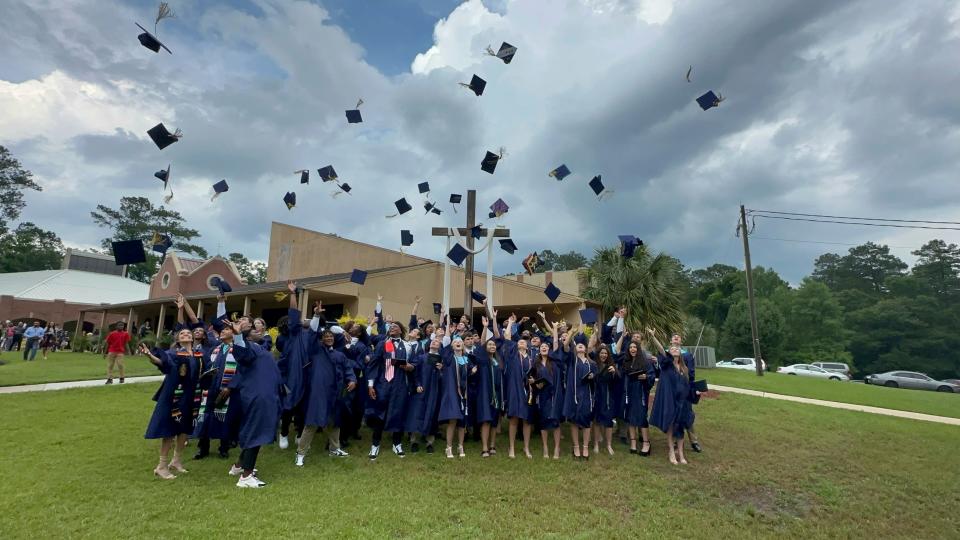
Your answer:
[0,269,150,305]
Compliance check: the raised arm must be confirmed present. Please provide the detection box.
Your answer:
[646,327,665,356]
[563,323,577,352]
[615,328,626,355]
[175,294,185,326]
[504,314,516,341]
[138,342,164,368]
[182,294,200,324]
[588,322,599,351]
[409,296,421,331]
[216,292,226,319]
[550,321,559,352]
[488,301,501,339]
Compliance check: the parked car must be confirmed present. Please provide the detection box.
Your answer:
[777,364,848,380]
[811,362,852,379]
[945,379,960,387]
[864,371,959,392]
[716,357,765,371]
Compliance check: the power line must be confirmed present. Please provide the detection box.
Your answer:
[750,214,960,231]
[751,236,919,249]
[747,209,960,226]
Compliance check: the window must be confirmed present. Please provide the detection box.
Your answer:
[794,365,808,371]
[161,272,171,289]
[809,366,828,373]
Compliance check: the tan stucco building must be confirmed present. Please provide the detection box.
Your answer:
[95,222,597,338]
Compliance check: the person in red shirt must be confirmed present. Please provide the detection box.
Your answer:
[104,322,133,384]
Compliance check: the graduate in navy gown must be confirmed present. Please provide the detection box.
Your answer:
[191,300,242,462]
[404,334,441,454]
[139,327,201,480]
[590,331,621,456]
[501,314,535,459]
[221,318,281,488]
[670,332,702,453]
[438,333,476,458]
[561,325,598,460]
[277,284,309,451]
[365,321,418,460]
[341,322,371,444]
[648,331,695,465]
[474,307,506,458]
[533,323,564,459]
[170,295,220,461]
[253,318,273,352]
[619,332,657,456]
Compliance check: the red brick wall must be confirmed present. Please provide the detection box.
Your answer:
[148,257,243,299]
[0,295,126,331]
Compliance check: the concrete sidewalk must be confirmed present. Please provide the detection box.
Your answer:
[713,384,960,426]
[0,375,164,395]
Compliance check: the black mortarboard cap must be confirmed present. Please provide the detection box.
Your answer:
[480,151,501,174]
[298,170,309,184]
[350,269,368,285]
[394,198,412,215]
[579,308,598,325]
[345,109,362,124]
[136,23,172,54]
[489,198,509,218]
[424,201,442,215]
[618,235,643,258]
[499,238,518,254]
[588,175,605,196]
[151,233,172,254]
[494,42,517,64]
[318,166,337,182]
[212,179,229,198]
[544,282,561,303]
[338,183,352,194]
[401,229,414,247]
[447,243,469,266]
[449,193,462,204]
[418,181,430,194]
[471,290,487,304]
[462,74,486,96]
[154,164,170,188]
[283,191,296,210]
[470,225,483,239]
[696,91,721,111]
[548,164,571,181]
[433,302,442,315]
[147,123,181,150]
[212,277,232,294]
[693,379,708,393]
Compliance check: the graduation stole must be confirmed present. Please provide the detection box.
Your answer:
[198,344,237,423]
[454,355,469,415]
[171,349,199,424]
[488,355,502,409]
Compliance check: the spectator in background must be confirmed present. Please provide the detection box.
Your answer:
[12,322,25,351]
[22,321,45,361]
[41,324,57,360]
[139,321,152,339]
[104,322,133,384]
[2,322,12,351]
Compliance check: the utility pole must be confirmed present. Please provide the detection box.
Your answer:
[739,205,764,376]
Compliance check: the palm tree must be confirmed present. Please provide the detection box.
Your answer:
[578,244,685,340]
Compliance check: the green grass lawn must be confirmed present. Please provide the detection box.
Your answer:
[704,368,960,419]
[0,385,958,538]
[0,351,157,387]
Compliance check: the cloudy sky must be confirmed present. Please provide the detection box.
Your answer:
[2,0,959,282]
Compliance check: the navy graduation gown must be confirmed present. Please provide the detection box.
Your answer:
[366,337,418,433]
[501,340,534,422]
[404,350,441,435]
[145,348,200,439]
[438,347,474,424]
[229,338,282,449]
[649,354,695,434]
[303,343,355,428]
[279,308,312,412]
[472,345,504,426]
[561,351,597,428]
[533,354,564,430]
[193,341,240,442]
[344,341,370,420]
[593,358,622,428]
[622,353,657,428]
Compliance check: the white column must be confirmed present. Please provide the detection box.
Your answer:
[443,235,451,321]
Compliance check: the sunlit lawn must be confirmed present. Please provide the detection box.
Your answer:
[0,351,156,386]
[0,384,958,538]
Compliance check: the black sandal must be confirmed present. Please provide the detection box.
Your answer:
[640,441,651,456]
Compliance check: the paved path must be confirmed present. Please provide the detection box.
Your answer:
[0,375,163,395]
[713,384,960,426]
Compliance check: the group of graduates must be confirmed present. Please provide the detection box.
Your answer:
[141,282,705,488]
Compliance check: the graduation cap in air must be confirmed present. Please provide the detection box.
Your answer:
[147,123,181,150]
[548,164,571,181]
[486,42,517,64]
[469,225,483,239]
[522,252,539,275]
[489,198,509,219]
[211,179,229,201]
[481,150,503,174]
[418,181,431,194]
[424,201,442,215]
[150,232,173,254]
[544,282,561,303]
[283,192,296,210]
[345,98,364,124]
[447,243,469,266]
[588,175,613,200]
[333,183,352,197]
[296,170,309,184]
[433,302,442,315]
[618,235,643,258]
[471,290,487,304]
[112,240,146,266]
[499,238,518,254]
[449,193,462,213]
[401,230,414,247]
[693,379,708,393]
[211,277,232,294]
[318,166,337,182]
[135,23,172,54]
[579,308,598,325]
[459,74,486,96]
[350,269,367,285]
[387,198,413,218]
[696,90,724,111]
[154,164,171,190]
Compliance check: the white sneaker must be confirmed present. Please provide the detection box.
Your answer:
[295,453,305,467]
[458,445,466,458]
[368,445,380,460]
[229,465,257,476]
[279,435,289,450]
[236,474,266,488]
[445,446,454,459]
[392,443,405,458]
[329,448,349,457]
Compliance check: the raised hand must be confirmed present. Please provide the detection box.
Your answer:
[287,280,297,293]
[174,294,185,309]
[313,301,324,315]
[414,296,422,303]
[481,316,489,328]
[377,293,383,302]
